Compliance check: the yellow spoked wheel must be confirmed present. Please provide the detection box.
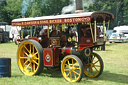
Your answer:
[61,55,83,82]
[84,52,104,77]
[17,40,43,76]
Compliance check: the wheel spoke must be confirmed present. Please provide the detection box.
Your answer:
[33,57,39,60]
[65,64,70,67]
[32,60,39,66]
[73,71,80,76]
[20,57,27,59]
[30,44,32,54]
[95,65,100,67]
[33,46,35,54]
[70,71,72,81]
[23,60,29,66]
[90,67,95,76]
[75,67,80,70]
[94,60,99,64]
[66,72,70,77]
[92,56,95,62]
[30,63,33,72]
[64,69,70,71]
[74,72,77,80]
[88,67,91,75]
[25,62,31,70]
[33,63,35,72]
[94,66,99,73]
[33,52,38,56]
[72,59,74,64]
[24,52,29,57]
[24,45,30,53]
[73,62,78,67]
[68,60,70,65]
[89,57,93,62]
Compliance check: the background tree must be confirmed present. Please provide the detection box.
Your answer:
[83,0,128,29]
[122,0,128,25]
[1,0,128,27]
[3,0,71,24]
[0,1,9,23]
[4,0,22,24]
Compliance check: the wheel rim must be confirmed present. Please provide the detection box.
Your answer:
[17,41,40,75]
[61,56,82,82]
[84,53,102,77]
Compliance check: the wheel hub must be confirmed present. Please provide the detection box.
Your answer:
[69,66,75,71]
[27,54,33,62]
[90,63,94,67]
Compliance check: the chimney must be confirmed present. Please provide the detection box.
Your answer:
[75,0,83,13]
[22,16,25,18]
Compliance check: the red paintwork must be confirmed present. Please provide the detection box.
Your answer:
[40,34,49,48]
[80,36,93,44]
[43,48,60,67]
[43,48,53,66]
[78,44,94,50]
[65,47,72,55]
[53,47,60,66]
[12,16,91,26]
[31,37,40,42]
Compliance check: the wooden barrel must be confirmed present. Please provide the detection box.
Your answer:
[0,58,11,77]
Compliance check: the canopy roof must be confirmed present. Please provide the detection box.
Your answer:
[12,11,114,26]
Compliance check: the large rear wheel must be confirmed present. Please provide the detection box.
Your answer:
[61,55,83,82]
[84,52,104,77]
[17,40,43,76]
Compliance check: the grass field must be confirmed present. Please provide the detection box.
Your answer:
[0,42,128,85]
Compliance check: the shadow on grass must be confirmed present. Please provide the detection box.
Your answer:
[40,68,62,78]
[11,75,22,78]
[84,70,128,84]
[94,49,113,51]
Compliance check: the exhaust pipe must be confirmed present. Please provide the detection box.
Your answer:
[75,0,83,13]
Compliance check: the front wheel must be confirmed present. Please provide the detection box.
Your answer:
[84,52,104,77]
[61,55,83,82]
[17,40,43,76]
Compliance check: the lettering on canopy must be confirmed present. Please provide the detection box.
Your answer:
[12,16,91,26]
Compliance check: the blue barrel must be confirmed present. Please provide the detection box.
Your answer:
[0,58,11,77]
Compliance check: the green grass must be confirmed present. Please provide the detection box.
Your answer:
[0,42,128,85]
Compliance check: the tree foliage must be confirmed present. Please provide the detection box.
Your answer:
[83,0,128,28]
[0,0,127,27]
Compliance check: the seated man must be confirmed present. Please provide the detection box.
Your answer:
[80,25,91,37]
[49,26,57,37]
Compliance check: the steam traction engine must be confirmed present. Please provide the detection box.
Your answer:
[12,11,114,82]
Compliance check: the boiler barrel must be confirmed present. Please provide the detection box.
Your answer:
[0,58,11,77]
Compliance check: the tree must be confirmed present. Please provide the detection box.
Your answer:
[0,1,8,22]
[3,0,71,24]
[4,0,22,24]
[83,0,127,28]
[122,0,128,25]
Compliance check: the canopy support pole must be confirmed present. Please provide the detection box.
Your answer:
[30,26,32,38]
[106,21,110,41]
[90,23,94,43]
[48,25,49,38]
[21,26,24,39]
[103,21,106,41]
[94,20,97,42]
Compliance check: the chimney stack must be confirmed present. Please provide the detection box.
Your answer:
[75,0,83,13]
[22,16,25,18]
